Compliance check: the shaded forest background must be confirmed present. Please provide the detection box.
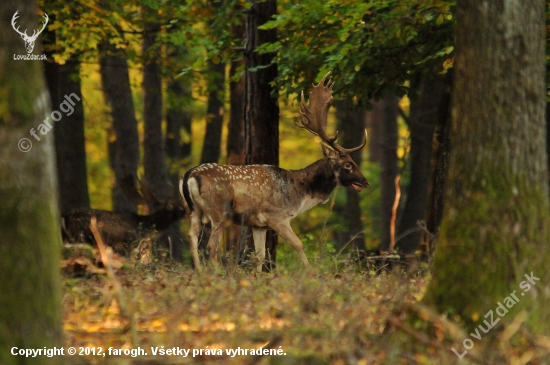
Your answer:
[40,0,463,264]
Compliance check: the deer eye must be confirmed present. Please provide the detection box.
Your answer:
[344,162,352,169]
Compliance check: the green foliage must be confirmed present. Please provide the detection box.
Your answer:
[257,0,454,104]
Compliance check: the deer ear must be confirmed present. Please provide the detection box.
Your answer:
[320,143,338,161]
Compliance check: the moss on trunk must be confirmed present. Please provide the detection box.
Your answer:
[0,1,64,363]
[423,0,550,337]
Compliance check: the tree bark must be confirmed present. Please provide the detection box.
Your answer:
[227,58,246,165]
[424,74,452,258]
[99,20,139,213]
[43,13,89,213]
[423,0,550,336]
[335,99,366,252]
[53,57,90,213]
[396,77,443,254]
[0,1,64,362]
[243,0,279,269]
[143,17,170,203]
[366,101,383,163]
[200,61,226,164]
[377,94,399,252]
[166,78,192,175]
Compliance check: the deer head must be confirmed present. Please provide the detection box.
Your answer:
[11,11,49,54]
[296,71,369,191]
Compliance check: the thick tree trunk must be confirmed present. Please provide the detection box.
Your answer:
[335,99,366,252]
[143,19,170,202]
[367,101,383,163]
[99,25,139,213]
[53,57,90,213]
[0,1,64,363]
[200,61,226,164]
[396,77,443,254]
[377,94,399,252]
[243,0,279,269]
[423,0,550,338]
[43,13,89,213]
[227,58,246,165]
[225,58,247,259]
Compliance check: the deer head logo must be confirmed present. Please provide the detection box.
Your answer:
[11,11,49,54]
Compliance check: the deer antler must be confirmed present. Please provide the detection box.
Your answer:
[11,11,48,40]
[297,71,367,155]
[33,13,49,40]
[11,11,27,38]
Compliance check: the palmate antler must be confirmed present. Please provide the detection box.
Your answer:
[296,71,367,155]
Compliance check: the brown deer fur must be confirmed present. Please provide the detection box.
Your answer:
[180,71,369,271]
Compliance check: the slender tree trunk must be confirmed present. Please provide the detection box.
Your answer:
[423,0,550,339]
[200,61,226,164]
[0,1,64,362]
[166,78,192,176]
[143,18,170,202]
[143,14,184,260]
[377,94,399,252]
[243,0,279,269]
[99,21,139,213]
[396,77,443,254]
[424,74,452,258]
[335,99,366,252]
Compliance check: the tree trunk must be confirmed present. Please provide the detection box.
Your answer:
[377,94,399,252]
[424,74,452,258]
[43,13,89,213]
[143,15,184,260]
[395,77,443,255]
[53,57,90,213]
[0,1,64,362]
[200,61,226,164]
[166,78,192,177]
[423,0,550,337]
[243,0,279,269]
[366,101,383,163]
[335,99,366,252]
[227,58,246,165]
[99,21,139,213]
[143,18,170,202]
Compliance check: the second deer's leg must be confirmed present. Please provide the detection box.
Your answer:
[252,228,267,273]
[271,221,311,270]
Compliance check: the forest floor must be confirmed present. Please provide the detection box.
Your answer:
[61,259,544,365]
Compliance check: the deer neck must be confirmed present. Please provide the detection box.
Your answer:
[290,158,338,202]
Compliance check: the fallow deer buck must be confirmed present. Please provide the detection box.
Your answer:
[179,72,369,272]
[62,176,186,260]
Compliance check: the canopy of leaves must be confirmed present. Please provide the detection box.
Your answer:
[257,0,454,105]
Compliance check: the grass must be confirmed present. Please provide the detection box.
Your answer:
[62,260,431,364]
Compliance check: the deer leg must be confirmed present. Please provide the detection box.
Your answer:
[252,228,267,273]
[271,221,311,270]
[189,212,202,270]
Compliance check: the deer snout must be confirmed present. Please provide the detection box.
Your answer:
[351,178,369,192]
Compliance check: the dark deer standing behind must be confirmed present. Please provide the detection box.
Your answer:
[61,176,186,259]
[179,72,369,272]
